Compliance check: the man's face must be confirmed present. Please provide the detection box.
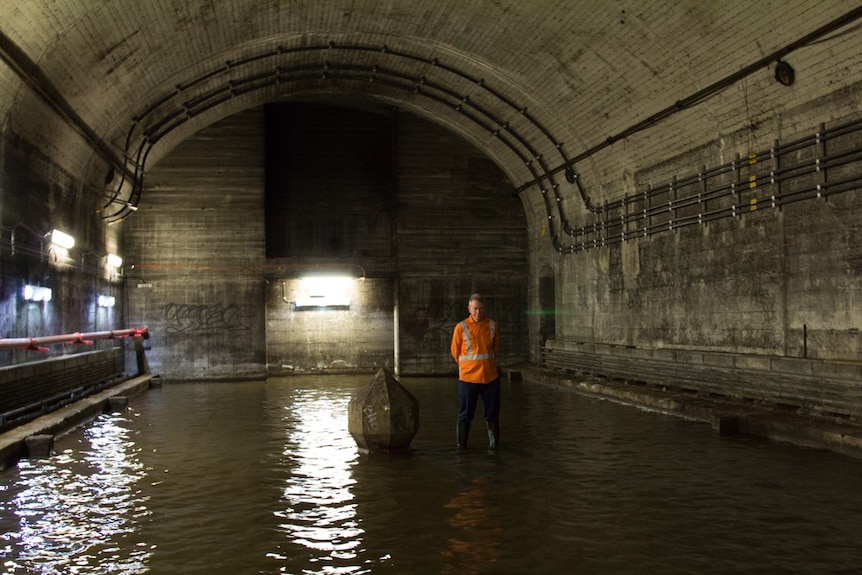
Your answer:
[468,300,485,322]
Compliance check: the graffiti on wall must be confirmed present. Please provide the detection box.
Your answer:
[406,299,501,354]
[162,302,249,334]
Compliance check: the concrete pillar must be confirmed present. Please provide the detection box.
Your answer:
[348,368,419,453]
[25,434,54,458]
[107,396,129,412]
[134,335,151,376]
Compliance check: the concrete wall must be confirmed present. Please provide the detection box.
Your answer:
[394,113,529,375]
[0,132,124,367]
[122,106,529,380]
[524,70,862,415]
[121,109,268,380]
[267,277,395,375]
[532,98,862,364]
[0,2,859,412]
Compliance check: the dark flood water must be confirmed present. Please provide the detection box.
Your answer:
[2,375,862,574]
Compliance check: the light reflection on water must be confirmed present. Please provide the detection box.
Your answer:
[0,376,861,574]
[1,414,150,574]
[271,390,364,572]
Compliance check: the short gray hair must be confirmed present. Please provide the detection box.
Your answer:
[468,293,484,305]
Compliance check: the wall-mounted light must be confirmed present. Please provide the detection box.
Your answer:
[294,275,353,308]
[97,294,116,307]
[106,253,123,268]
[24,285,52,302]
[50,229,75,250]
[774,60,795,86]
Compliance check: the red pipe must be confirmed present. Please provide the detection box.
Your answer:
[0,327,149,352]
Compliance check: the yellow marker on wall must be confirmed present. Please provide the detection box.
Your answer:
[750,198,757,211]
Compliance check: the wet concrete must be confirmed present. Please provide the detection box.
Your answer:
[0,374,155,470]
[511,364,862,459]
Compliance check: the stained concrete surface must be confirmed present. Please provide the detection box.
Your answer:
[511,364,862,460]
[0,375,155,471]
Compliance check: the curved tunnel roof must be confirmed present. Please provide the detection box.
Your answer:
[1,1,860,225]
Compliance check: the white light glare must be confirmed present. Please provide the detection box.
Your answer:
[296,275,352,308]
[51,229,75,249]
[106,253,123,268]
[24,285,53,302]
[98,295,116,308]
[300,275,353,293]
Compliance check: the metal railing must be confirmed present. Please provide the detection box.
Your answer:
[0,328,149,352]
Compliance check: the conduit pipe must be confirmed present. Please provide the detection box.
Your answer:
[0,328,149,352]
[556,117,862,253]
[104,5,862,249]
[0,29,134,183]
[518,3,862,195]
[104,43,562,224]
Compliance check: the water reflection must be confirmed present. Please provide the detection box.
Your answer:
[1,377,861,574]
[0,414,149,575]
[271,388,364,573]
[442,476,502,575]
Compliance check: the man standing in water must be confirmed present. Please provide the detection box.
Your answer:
[451,293,500,449]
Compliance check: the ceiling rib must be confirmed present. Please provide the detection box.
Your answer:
[104,41,580,254]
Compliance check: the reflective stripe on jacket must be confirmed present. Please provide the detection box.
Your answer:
[451,317,499,384]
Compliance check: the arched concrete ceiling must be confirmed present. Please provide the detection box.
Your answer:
[1,1,860,225]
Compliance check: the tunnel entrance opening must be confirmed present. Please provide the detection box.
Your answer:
[264,102,396,259]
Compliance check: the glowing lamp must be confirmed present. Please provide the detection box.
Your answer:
[50,229,75,249]
[295,275,352,308]
[24,285,52,302]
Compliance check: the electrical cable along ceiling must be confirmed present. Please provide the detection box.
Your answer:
[101,39,582,250]
[91,5,862,254]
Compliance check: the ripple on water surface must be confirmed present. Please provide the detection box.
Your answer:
[1,376,862,574]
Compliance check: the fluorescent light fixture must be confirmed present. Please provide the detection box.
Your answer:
[50,229,75,249]
[24,285,52,302]
[295,275,352,308]
[98,294,116,307]
[106,253,123,268]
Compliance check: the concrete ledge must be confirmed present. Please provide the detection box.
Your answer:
[540,342,862,418]
[516,363,862,460]
[701,353,737,368]
[651,349,677,362]
[770,357,814,377]
[734,355,772,371]
[812,361,862,382]
[0,374,154,471]
[673,350,704,365]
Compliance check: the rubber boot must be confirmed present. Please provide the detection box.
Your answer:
[487,421,500,450]
[457,421,471,449]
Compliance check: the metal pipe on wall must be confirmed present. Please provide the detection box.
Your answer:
[554,117,862,253]
[0,328,149,352]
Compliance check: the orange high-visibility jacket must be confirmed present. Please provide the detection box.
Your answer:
[451,316,499,384]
